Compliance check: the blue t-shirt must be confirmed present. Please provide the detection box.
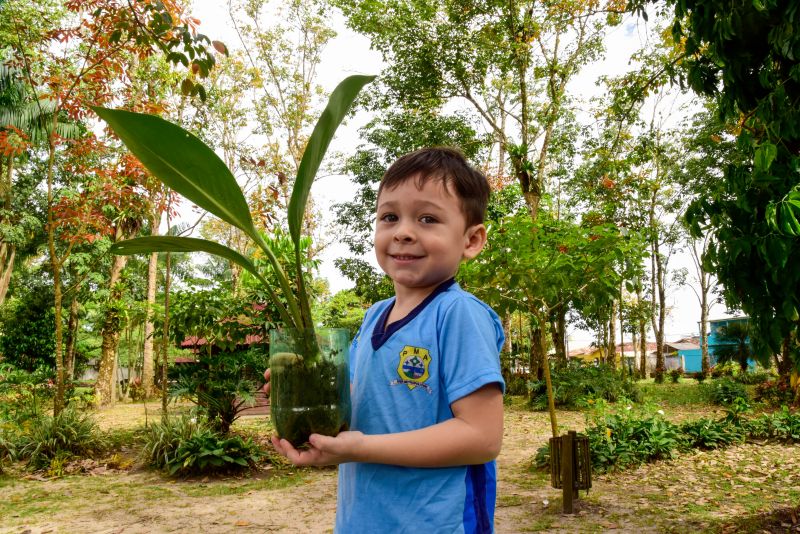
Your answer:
[335,279,505,534]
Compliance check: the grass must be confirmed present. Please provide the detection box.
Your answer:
[637,379,709,407]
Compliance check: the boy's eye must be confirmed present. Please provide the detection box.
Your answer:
[379,213,398,222]
[420,215,438,224]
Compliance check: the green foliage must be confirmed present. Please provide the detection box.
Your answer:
[669,367,683,384]
[99,75,374,337]
[140,414,262,476]
[12,408,108,470]
[313,290,367,338]
[680,418,744,450]
[0,284,56,370]
[169,348,267,434]
[670,0,800,368]
[0,364,54,424]
[702,377,750,406]
[714,322,754,372]
[585,406,684,473]
[527,361,640,410]
[745,406,800,442]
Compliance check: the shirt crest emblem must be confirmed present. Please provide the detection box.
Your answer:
[394,345,431,391]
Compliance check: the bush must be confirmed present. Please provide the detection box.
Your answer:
[586,410,684,472]
[733,367,776,385]
[702,377,749,405]
[527,360,640,410]
[745,406,800,442]
[669,367,683,384]
[169,347,267,434]
[710,362,736,379]
[13,408,108,470]
[503,372,529,396]
[680,418,744,449]
[141,414,263,476]
[0,364,55,425]
[754,379,795,407]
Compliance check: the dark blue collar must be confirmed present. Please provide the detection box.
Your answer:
[371,278,456,350]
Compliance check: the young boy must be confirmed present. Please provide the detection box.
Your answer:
[270,147,505,533]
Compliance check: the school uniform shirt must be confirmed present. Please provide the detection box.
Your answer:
[335,278,505,534]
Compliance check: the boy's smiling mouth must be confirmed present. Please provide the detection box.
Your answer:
[390,254,423,262]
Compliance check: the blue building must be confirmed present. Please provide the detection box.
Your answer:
[680,316,752,373]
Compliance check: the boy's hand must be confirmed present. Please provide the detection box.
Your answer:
[271,431,365,466]
[262,368,270,395]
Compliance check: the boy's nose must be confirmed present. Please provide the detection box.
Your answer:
[393,222,415,242]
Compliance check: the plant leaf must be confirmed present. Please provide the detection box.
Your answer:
[287,74,376,245]
[92,107,255,234]
[110,236,262,281]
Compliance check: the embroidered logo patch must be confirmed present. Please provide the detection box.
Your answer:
[392,345,431,392]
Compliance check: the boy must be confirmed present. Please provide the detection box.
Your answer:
[270,147,505,533]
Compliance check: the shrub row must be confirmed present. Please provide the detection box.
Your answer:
[537,402,800,474]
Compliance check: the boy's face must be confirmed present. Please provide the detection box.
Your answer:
[374,175,486,299]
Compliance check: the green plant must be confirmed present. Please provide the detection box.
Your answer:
[13,408,108,470]
[169,347,267,434]
[669,367,683,384]
[95,75,374,343]
[746,406,800,442]
[680,418,744,449]
[702,377,750,406]
[585,410,684,472]
[528,361,640,410]
[0,364,55,425]
[140,414,262,475]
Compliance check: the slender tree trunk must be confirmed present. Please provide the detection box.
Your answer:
[64,295,79,381]
[46,134,66,415]
[529,325,544,382]
[0,158,15,305]
[502,313,512,354]
[142,250,158,397]
[608,301,617,367]
[700,288,710,376]
[95,253,128,407]
[637,284,648,379]
[161,250,171,415]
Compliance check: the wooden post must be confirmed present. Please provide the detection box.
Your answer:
[561,430,574,514]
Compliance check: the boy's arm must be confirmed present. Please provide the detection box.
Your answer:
[271,382,503,467]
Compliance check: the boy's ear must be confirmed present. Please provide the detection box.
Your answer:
[462,224,487,260]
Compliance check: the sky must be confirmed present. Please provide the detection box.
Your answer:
[186,2,734,349]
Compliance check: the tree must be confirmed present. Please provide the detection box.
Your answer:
[335,0,624,220]
[715,322,753,373]
[3,0,220,413]
[666,0,800,384]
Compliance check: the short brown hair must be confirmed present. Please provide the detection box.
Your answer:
[378,147,490,227]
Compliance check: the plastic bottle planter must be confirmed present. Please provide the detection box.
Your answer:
[269,328,351,447]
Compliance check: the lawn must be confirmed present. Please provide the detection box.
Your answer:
[1,384,799,533]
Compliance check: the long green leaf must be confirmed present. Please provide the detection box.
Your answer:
[110,236,296,328]
[92,107,255,234]
[287,75,376,245]
[111,235,254,268]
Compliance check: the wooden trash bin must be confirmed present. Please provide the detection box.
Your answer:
[549,430,591,513]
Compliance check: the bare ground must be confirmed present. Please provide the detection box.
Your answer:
[2,401,799,533]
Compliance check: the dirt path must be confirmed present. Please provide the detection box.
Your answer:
[2,403,799,533]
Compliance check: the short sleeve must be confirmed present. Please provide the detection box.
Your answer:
[438,297,505,405]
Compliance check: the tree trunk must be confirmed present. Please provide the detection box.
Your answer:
[700,289,710,376]
[608,300,617,367]
[141,250,158,397]
[161,250,171,415]
[0,244,15,306]
[549,303,567,361]
[0,158,15,305]
[95,253,128,407]
[637,284,648,379]
[529,326,544,382]
[46,134,66,415]
[64,295,79,381]
[502,313,513,355]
